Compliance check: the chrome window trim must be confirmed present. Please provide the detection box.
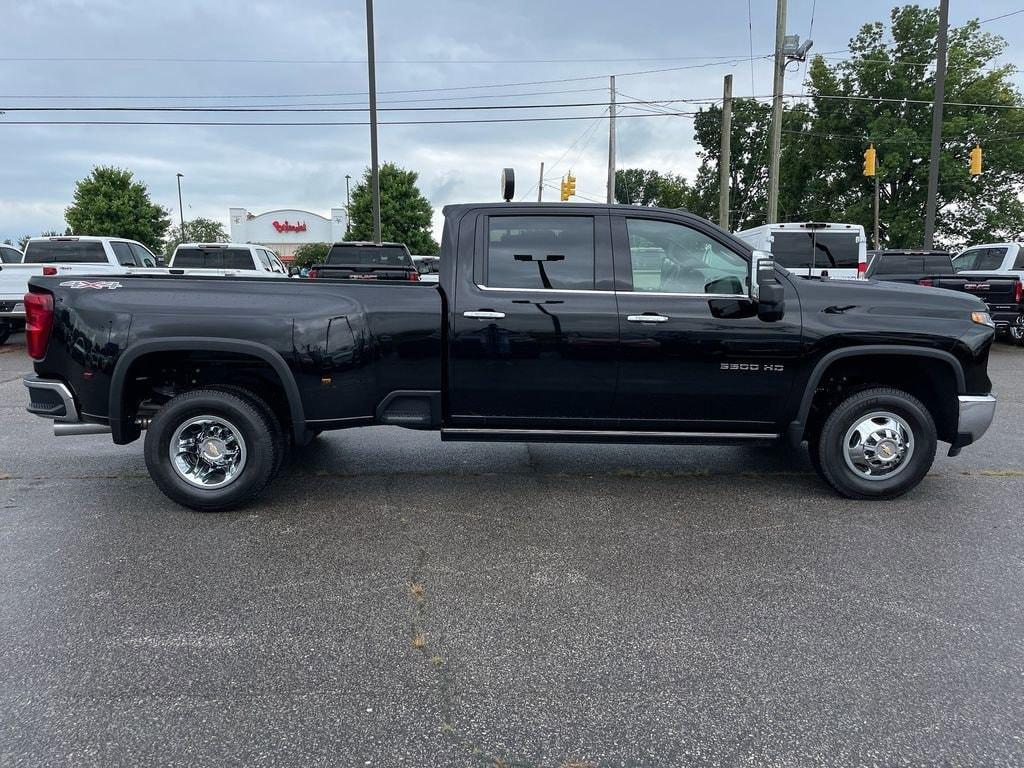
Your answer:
[474,283,747,299]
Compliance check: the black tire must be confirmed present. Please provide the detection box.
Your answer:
[1009,315,1024,347]
[144,389,280,512]
[0,322,11,346]
[207,385,289,478]
[813,387,937,500]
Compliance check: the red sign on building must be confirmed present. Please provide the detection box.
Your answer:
[272,220,307,233]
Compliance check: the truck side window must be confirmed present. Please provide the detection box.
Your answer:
[129,243,156,267]
[1013,248,1024,271]
[486,216,594,290]
[111,242,135,266]
[975,248,1006,271]
[625,218,747,295]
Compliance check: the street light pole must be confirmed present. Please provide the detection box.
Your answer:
[175,173,185,233]
[923,0,949,249]
[766,0,787,224]
[345,174,352,235]
[365,0,382,244]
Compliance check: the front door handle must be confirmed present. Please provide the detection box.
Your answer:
[627,314,669,323]
[464,310,506,319]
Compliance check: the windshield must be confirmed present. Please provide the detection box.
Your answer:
[325,245,412,267]
[23,240,107,264]
[173,247,255,269]
[771,231,860,270]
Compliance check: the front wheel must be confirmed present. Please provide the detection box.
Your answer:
[813,387,937,500]
[144,389,280,512]
[1009,315,1024,347]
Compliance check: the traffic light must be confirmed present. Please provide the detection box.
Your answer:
[970,144,983,176]
[863,144,876,177]
[559,172,577,201]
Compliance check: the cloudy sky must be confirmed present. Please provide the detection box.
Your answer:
[2,0,1022,244]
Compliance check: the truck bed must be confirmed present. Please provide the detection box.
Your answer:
[29,274,442,429]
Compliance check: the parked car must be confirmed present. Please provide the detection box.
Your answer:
[735,221,867,279]
[308,241,420,280]
[0,236,159,345]
[168,243,287,277]
[865,250,954,283]
[414,256,440,284]
[23,202,996,511]
[0,244,23,264]
[922,274,1023,346]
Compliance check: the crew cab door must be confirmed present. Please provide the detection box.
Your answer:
[448,211,619,427]
[611,213,802,432]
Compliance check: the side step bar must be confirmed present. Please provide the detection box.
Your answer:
[441,428,779,445]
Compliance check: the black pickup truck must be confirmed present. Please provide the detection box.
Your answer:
[308,241,420,281]
[23,203,997,511]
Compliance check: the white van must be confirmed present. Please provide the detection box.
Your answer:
[735,222,867,279]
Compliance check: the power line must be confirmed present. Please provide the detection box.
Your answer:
[0,56,775,102]
[978,9,1024,24]
[0,111,700,127]
[0,98,703,114]
[0,53,764,66]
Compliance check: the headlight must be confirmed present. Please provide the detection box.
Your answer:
[972,311,995,328]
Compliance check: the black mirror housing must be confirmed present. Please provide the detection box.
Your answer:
[751,252,786,322]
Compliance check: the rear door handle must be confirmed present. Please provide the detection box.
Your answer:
[463,310,506,319]
[627,314,669,323]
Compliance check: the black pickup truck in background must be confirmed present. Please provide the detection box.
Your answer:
[23,203,997,511]
[308,241,420,281]
[866,249,1023,344]
[866,249,955,283]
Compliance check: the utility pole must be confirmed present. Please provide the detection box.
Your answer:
[175,173,185,232]
[923,0,949,249]
[537,162,544,202]
[365,0,382,244]
[766,0,787,224]
[719,74,733,229]
[344,174,352,235]
[874,174,880,249]
[607,75,616,204]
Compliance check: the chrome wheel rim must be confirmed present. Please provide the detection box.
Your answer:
[169,416,247,489]
[843,411,914,481]
[1011,317,1024,342]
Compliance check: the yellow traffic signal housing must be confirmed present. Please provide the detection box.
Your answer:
[970,144,983,176]
[566,173,577,197]
[863,144,876,177]
[559,178,570,201]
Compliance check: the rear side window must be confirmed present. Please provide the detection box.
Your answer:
[1013,248,1024,270]
[975,248,1007,271]
[771,231,859,269]
[111,242,135,266]
[325,245,412,267]
[23,240,107,264]
[173,247,255,269]
[486,216,595,290]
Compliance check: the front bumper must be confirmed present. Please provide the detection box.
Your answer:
[948,394,997,455]
[23,375,111,436]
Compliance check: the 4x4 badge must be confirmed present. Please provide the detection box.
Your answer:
[58,280,122,290]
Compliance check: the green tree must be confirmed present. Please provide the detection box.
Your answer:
[688,99,811,230]
[291,242,330,270]
[798,6,1024,247]
[615,169,694,209]
[348,163,438,254]
[163,217,228,258]
[64,166,171,251]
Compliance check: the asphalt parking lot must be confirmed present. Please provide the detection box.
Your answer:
[1,334,1022,767]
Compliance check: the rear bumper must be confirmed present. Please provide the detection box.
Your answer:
[0,298,26,319]
[948,394,997,455]
[23,375,112,436]
[989,310,1022,330]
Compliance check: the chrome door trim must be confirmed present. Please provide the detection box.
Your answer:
[463,310,506,319]
[442,427,779,439]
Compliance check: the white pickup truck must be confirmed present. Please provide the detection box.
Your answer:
[168,243,288,276]
[0,236,160,345]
